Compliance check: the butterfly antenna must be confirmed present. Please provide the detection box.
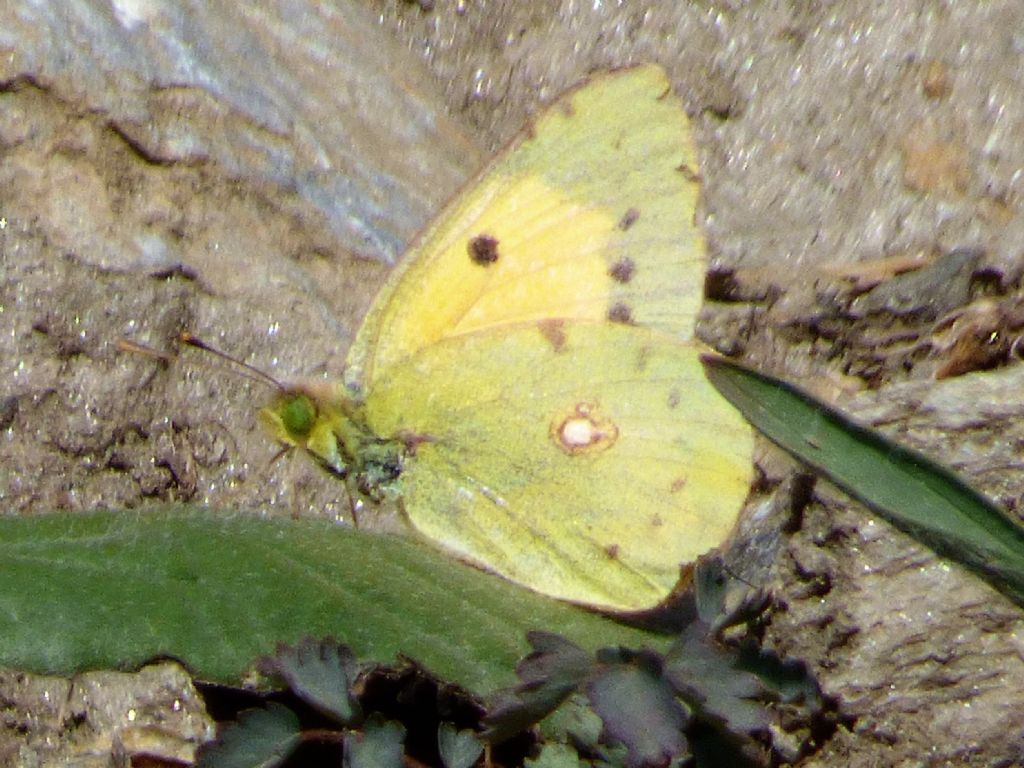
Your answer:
[721,564,757,590]
[177,331,284,391]
[116,337,176,363]
[266,444,293,467]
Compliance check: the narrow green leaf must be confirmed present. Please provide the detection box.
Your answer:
[0,506,663,694]
[703,356,1024,606]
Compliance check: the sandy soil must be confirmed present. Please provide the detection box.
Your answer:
[3,1,1024,765]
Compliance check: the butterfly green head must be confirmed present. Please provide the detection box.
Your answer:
[171,332,404,506]
[259,382,404,500]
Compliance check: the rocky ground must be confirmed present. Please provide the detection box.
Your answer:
[3,2,1024,765]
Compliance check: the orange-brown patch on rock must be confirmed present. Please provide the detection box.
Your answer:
[900,119,972,198]
[922,59,951,99]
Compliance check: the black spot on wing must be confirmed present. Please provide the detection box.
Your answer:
[468,234,500,265]
[608,302,634,324]
[608,257,635,284]
[676,162,700,184]
[634,345,651,373]
[667,388,681,409]
[618,208,640,231]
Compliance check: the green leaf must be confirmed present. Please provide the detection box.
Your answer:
[693,555,772,637]
[437,723,484,768]
[586,649,690,768]
[703,356,1024,607]
[197,702,301,768]
[663,624,769,736]
[265,639,361,724]
[733,641,822,709]
[344,717,405,768]
[0,506,663,694]
[538,693,604,749]
[483,631,594,744]
[538,695,636,765]
[526,742,585,768]
[693,554,730,626]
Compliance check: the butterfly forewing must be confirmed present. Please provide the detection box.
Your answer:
[347,65,705,394]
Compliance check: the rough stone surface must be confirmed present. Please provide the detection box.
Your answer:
[0,662,213,766]
[4,1,1024,765]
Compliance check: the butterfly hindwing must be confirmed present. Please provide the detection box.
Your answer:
[364,321,753,610]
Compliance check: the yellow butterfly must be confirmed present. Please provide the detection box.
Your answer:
[260,64,754,612]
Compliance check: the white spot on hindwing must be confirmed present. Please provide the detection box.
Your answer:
[550,401,619,456]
